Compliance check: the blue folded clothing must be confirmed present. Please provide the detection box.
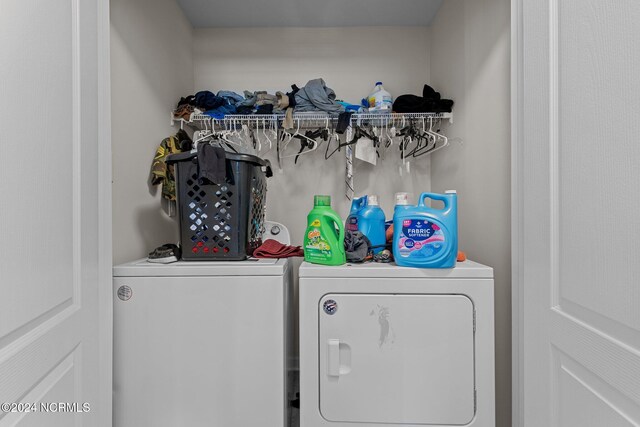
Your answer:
[194,91,224,110]
[338,101,363,112]
[216,90,245,105]
[204,104,238,120]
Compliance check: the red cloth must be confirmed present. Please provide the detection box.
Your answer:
[253,239,304,258]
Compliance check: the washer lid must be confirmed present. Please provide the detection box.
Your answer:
[299,259,492,278]
[113,258,287,277]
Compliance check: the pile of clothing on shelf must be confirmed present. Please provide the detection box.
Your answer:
[393,84,454,113]
[172,79,454,122]
[173,78,360,123]
[173,90,245,120]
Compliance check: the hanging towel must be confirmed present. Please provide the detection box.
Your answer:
[253,239,304,258]
[197,144,226,185]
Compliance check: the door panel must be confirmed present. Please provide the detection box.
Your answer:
[319,294,475,425]
[559,369,634,427]
[4,351,79,427]
[0,0,110,425]
[0,0,75,345]
[557,0,640,332]
[517,0,640,425]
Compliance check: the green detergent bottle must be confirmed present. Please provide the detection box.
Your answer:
[304,195,346,266]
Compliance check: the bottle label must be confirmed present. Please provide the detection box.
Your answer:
[346,216,359,232]
[397,219,445,258]
[369,96,392,110]
[305,223,333,261]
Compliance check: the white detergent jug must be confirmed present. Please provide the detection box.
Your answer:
[368,82,393,111]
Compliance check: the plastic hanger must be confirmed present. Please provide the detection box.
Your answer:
[218,120,243,150]
[277,123,295,171]
[280,119,322,163]
[324,124,374,160]
[324,130,341,160]
[411,117,449,157]
[386,119,398,149]
[259,118,276,157]
[399,119,419,160]
[321,118,338,160]
[423,118,449,155]
[192,118,213,150]
[280,119,296,152]
[408,117,434,157]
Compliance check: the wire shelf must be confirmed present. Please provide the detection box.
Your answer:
[173,111,453,128]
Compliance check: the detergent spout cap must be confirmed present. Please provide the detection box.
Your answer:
[395,192,410,206]
[314,195,331,207]
[367,195,379,206]
[445,190,457,194]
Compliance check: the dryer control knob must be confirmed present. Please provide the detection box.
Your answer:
[270,225,281,235]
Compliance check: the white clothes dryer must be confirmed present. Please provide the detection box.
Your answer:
[299,260,495,427]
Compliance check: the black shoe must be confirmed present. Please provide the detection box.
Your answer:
[147,244,181,264]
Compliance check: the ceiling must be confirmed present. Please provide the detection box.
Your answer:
[177,0,444,28]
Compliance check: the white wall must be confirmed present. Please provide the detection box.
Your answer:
[111,0,194,264]
[193,26,432,245]
[429,1,511,426]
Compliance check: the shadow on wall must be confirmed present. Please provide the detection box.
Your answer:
[135,204,179,256]
[110,0,194,263]
[110,0,192,105]
[430,0,512,426]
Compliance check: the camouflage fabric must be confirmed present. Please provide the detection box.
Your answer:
[151,134,186,201]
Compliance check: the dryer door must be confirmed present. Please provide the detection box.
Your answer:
[319,293,475,425]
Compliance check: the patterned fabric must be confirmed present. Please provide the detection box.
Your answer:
[151,134,188,201]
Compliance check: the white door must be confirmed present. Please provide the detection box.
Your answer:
[319,294,475,425]
[514,0,640,425]
[0,1,111,426]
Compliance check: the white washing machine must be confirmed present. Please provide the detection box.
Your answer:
[299,260,495,427]
[113,223,294,427]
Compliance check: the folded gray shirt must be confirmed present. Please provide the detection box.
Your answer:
[294,78,345,113]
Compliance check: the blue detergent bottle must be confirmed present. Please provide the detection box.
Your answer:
[346,195,386,254]
[393,191,458,268]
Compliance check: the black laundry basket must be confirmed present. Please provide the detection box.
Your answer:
[167,151,272,260]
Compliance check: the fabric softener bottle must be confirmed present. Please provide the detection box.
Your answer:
[346,195,386,254]
[393,191,458,268]
[304,195,346,266]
